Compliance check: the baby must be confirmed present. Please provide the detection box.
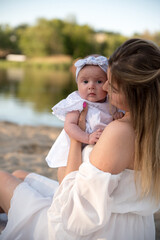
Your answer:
[46,55,123,168]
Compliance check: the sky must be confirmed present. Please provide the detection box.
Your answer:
[0,0,160,36]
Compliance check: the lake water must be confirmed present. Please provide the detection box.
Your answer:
[0,67,77,127]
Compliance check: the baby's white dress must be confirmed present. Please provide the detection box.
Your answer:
[46,91,116,168]
[0,145,159,240]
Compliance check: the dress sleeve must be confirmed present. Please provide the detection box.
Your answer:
[48,162,121,236]
[52,91,84,121]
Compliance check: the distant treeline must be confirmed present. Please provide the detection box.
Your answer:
[0,18,160,59]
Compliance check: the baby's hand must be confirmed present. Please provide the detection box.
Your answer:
[88,129,103,144]
[113,111,124,120]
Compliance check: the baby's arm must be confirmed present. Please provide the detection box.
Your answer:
[64,111,102,144]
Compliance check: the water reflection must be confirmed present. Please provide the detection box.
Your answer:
[0,67,77,127]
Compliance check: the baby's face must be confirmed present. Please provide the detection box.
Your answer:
[77,65,107,102]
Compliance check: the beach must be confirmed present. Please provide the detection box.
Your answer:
[0,121,61,233]
[0,121,61,179]
[0,121,160,238]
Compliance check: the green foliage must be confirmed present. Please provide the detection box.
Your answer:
[0,19,159,58]
[16,18,66,57]
[104,34,128,57]
[0,24,20,55]
[133,30,160,47]
[62,23,96,58]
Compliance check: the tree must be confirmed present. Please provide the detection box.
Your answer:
[0,24,20,56]
[103,33,128,57]
[0,18,159,58]
[62,22,97,58]
[17,18,65,57]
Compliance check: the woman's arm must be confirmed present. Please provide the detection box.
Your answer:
[90,119,135,174]
[59,105,88,183]
[58,139,82,184]
[65,139,82,176]
[59,109,135,183]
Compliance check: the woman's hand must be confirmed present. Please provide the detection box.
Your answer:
[78,101,88,131]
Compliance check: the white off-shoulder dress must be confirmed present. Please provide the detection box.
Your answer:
[0,146,159,240]
[46,91,116,168]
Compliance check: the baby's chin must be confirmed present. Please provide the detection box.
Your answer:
[85,96,106,103]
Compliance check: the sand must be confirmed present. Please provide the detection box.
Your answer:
[0,121,160,239]
[0,121,61,179]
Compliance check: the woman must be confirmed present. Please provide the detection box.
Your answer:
[0,38,160,240]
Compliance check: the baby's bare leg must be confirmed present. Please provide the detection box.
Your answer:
[12,169,30,181]
[0,170,22,214]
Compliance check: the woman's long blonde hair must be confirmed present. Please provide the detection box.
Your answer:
[108,38,160,203]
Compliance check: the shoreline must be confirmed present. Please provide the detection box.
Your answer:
[0,121,159,238]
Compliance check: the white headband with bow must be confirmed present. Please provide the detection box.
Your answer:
[74,55,108,81]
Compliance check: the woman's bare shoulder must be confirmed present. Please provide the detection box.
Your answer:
[90,118,135,174]
[104,118,135,139]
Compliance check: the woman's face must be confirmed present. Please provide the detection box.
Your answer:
[103,68,129,111]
